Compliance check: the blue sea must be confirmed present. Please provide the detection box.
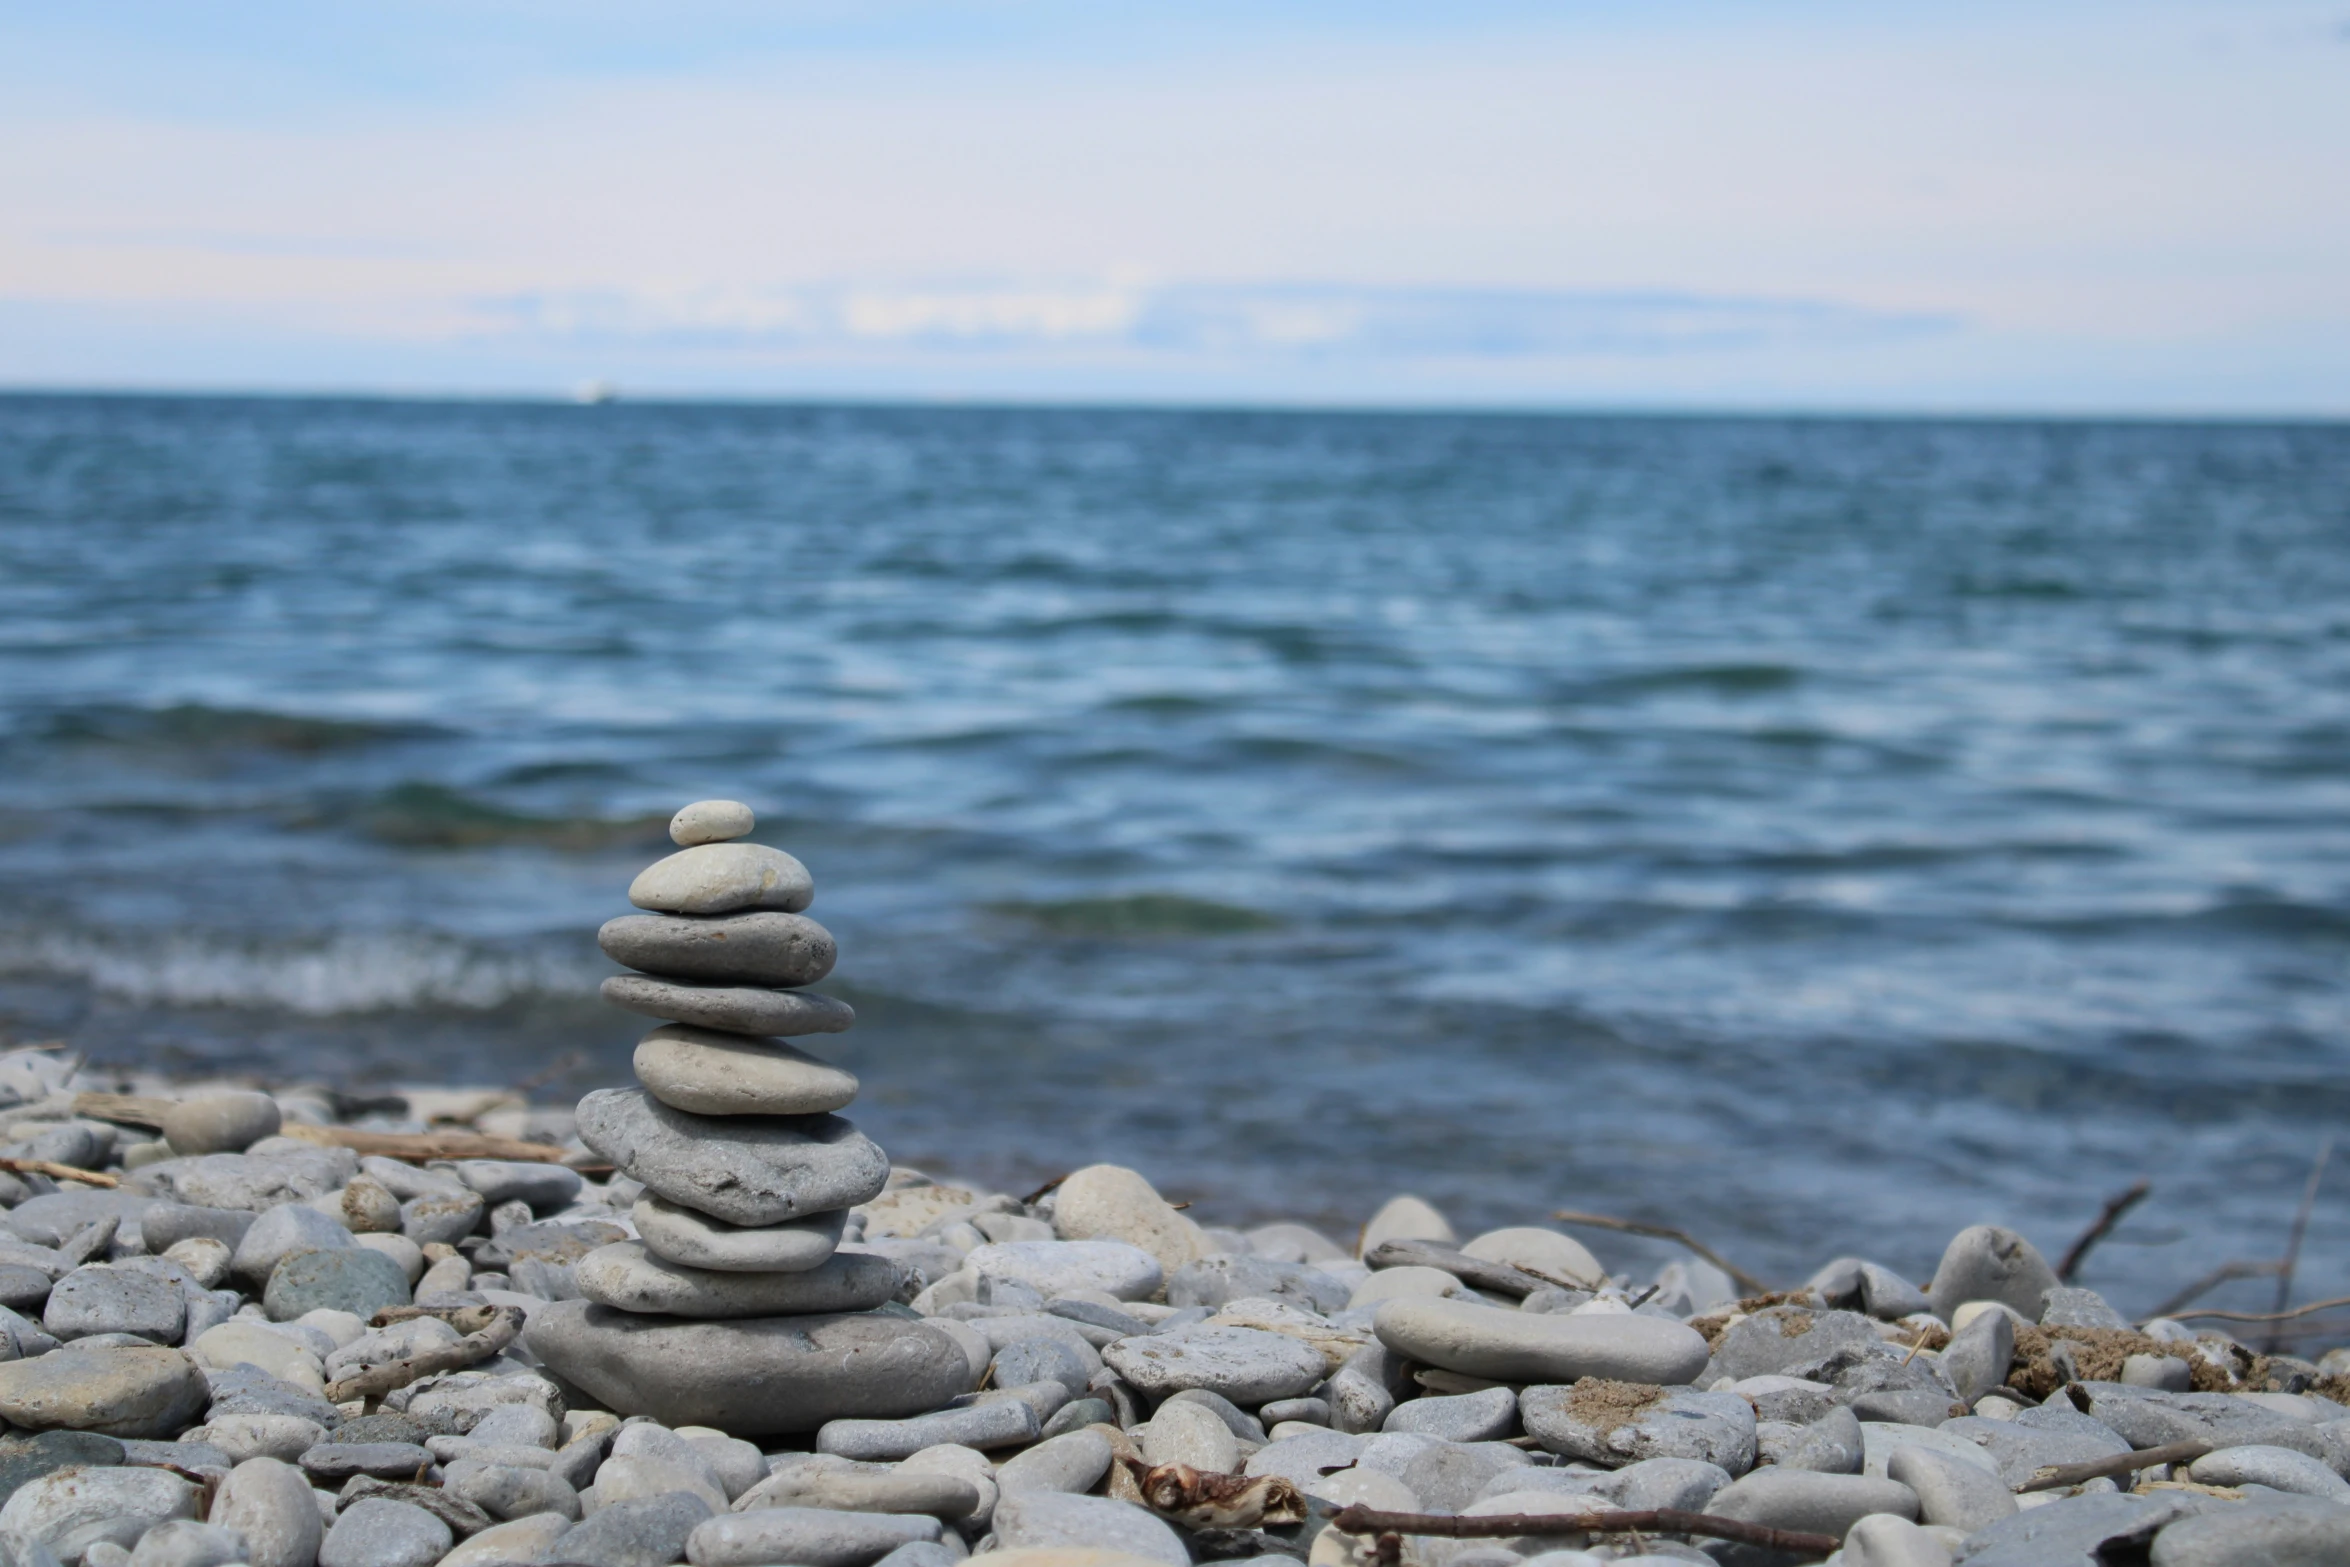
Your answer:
[3,394,2346,1320]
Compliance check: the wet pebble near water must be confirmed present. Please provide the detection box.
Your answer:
[0,803,2343,1567]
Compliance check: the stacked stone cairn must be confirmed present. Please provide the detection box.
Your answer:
[525,799,971,1435]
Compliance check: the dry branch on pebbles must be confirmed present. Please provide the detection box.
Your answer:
[0,804,2345,1567]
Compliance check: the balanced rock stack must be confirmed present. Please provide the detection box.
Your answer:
[526,800,972,1434]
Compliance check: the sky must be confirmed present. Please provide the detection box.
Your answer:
[1,2,2346,414]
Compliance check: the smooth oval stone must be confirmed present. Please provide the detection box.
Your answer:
[264,1248,411,1322]
[599,911,836,988]
[0,1345,211,1438]
[686,1507,940,1567]
[601,975,854,1037]
[670,800,756,847]
[575,1242,898,1318]
[161,1093,283,1158]
[1100,1325,1328,1405]
[1374,1298,1712,1386]
[574,1089,889,1227]
[633,1195,845,1273]
[633,1027,859,1118]
[524,1301,973,1435]
[212,1455,325,1567]
[628,843,812,916]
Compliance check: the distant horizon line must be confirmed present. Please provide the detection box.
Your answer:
[2,382,2345,429]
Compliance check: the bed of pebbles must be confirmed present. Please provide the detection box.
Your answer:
[0,804,2338,1567]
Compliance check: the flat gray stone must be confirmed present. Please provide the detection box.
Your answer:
[1103,1324,1327,1406]
[602,974,855,1037]
[1927,1226,2058,1322]
[1520,1383,1755,1472]
[397,1191,483,1247]
[2074,1383,2335,1462]
[551,1493,714,1567]
[685,1506,938,1567]
[1706,1306,1884,1385]
[1374,1299,1710,1386]
[996,1430,1115,1497]
[298,1445,435,1483]
[1940,1412,2131,1490]
[1168,1257,1350,1316]
[1958,1491,2210,1567]
[993,1338,1094,1401]
[600,911,837,988]
[741,1467,981,1519]
[525,1302,971,1436]
[633,1027,860,1119]
[628,842,813,916]
[263,1249,409,1322]
[669,800,756,847]
[990,1491,1189,1567]
[633,1196,844,1273]
[2151,1507,2350,1566]
[574,1090,887,1227]
[1763,1406,1864,1474]
[1941,1307,2017,1405]
[440,1459,581,1521]
[160,1094,281,1159]
[0,1466,198,1563]
[125,1520,242,1567]
[1887,1445,2016,1533]
[200,1365,340,1429]
[1702,1468,1918,1537]
[964,1241,1163,1303]
[471,1220,628,1270]
[137,1149,356,1214]
[816,1399,1040,1460]
[42,1269,183,1345]
[1245,1430,1365,1488]
[229,1208,354,1290]
[0,1347,210,1439]
[575,1242,897,1318]
[448,1161,581,1212]
[2187,1445,2350,1499]
[0,1431,126,1504]
[1383,1387,1518,1443]
[1398,1442,1528,1512]
[136,1207,254,1258]
[2039,1286,2129,1329]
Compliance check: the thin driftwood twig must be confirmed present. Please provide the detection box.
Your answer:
[1328,1503,1838,1557]
[325,1305,524,1403]
[2020,1440,2210,1492]
[281,1124,571,1165]
[0,1157,119,1188]
[2268,1138,2333,1353]
[2165,1293,2350,1326]
[2057,1179,2151,1282]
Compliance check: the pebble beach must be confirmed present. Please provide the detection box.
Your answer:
[0,806,2339,1567]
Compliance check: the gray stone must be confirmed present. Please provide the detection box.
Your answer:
[448,1162,581,1213]
[996,1430,1114,1497]
[600,911,836,989]
[441,1459,580,1521]
[1958,1491,2209,1567]
[1588,1457,1731,1513]
[628,842,813,916]
[159,1095,280,1159]
[263,1250,408,1323]
[1840,1514,1951,1567]
[137,1150,356,1214]
[0,1468,194,1563]
[2073,1383,2335,1462]
[686,1507,936,1567]
[817,1400,1039,1460]
[1398,1442,1529,1513]
[1141,1400,1239,1472]
[1383,1387,1518,1443]
[575,1242,897,1318]
[989,1492,1188,1567]
[1037,1397,1113,1440]
[1162,1388,1269,1445]
[1887,1446,2015,1532]
[0,1269,51,1314]
[574,1090,886,1227]
[1374,1299,1710,1387]
[2187,1445,2350,1499]
[993,1339,1094,1401]
[632,1028,859,1120]
[669,800,756,847]
[633,1202,838,1281]
[1939,1308,2016,1406]
[1861,1423,1997,1482]
[136,1209,255,1258]
[317,1499,449,1567]
[1926,1227,2058,1323]
[1702,1469,1918,1537]
[1167,1257,1349,1316]
[396,1192,483,1248]
[742,1466,980,1520]
[868,1545,957,1567]
[229,1210,354,1291]
[2150,1507,2350,1566]
[551,1493,713,1567]
[0,1432,126,1503]
[200,1365,340,1429]
[124,1521,242,1567]
[42,1270,183,1346]
[601,974,853,1037]
[473,1220,627,1272]
[964,1242,1163,1303]
[1706,1307,1882,1385]
[1259,1397,1328,1427]
[440,1514,571,1567]
[1102,1325,1327,1406]
[191,1414,325,1464]
[1726,1376,1837,1426]
[298,1445,436,1483]
[4,1198,160,1253]
[2123,1354,2195,1391]
[0,1348,209,1439]
[323,1319,462,1385]
[2039,1287,2129,1330]
[465,1405,557,1449]
[387,1369,562,1432]
[1326,1344,1405,1435]
[1764,1406,1863,1474]
[1939,1413,2131,1490]
[1852,1388,1965,1426]
[1520,1384,1754,1472]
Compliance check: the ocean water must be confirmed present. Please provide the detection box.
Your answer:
[3,393,2347,1320]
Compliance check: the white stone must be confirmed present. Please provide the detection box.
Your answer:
[628,843,813,916]
[1357,1197,1455,1257]
[671,801,757,847]
[1460,1228,1605,1290]
[1049,1167,1201,1280]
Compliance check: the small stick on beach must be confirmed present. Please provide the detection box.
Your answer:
[325,1305,524,1404]
[2018,1440,2209,1492]
[1550,1210,1770,1297]
[2056,1178,2151,1282]
[278,1123,573,1164]
[0,1157,119,1188]
[2147,1259,2283,1321]
[2267,1137,2333,1353]
[1327,1504,1839,1558]
[2164,1293,2350,1326]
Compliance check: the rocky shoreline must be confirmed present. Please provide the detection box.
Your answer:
[0,1062,2333,1567]
[0,801,2336,1567]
